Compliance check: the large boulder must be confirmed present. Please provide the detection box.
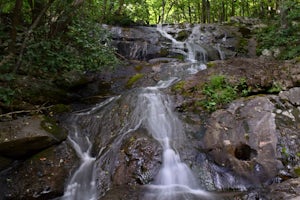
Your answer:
[0,115,67,159]
[201,96,282,184]
[0,142,78,200]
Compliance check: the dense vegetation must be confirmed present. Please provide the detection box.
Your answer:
[0,0,299,114]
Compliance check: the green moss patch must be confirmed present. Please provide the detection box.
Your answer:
[126,73,144,88]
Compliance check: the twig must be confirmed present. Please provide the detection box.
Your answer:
[0,105,53,118]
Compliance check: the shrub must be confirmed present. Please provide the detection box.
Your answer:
[21,19,119,76]
[199,75,250,112]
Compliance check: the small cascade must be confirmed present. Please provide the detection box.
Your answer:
[60,123,97,200]
[157,24,208,65]
[215,43,225,60]
[136,79,211,200]
[59,97,119,200]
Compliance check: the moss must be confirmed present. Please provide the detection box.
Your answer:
[40,116,67,141]
[237,38,248,54]
[172,81,186,93]
[50,104,71,114]
[126,73,144,88]
[134,65,143,72]
[294,167,300,177]
[159,48,169,57]
[174,54,185,61]
[206,62,216,68]
[176,30,190,41]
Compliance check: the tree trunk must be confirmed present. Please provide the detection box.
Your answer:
[101,0,107,22]
[231,0,235,16]
[202,0,206,23]
[9,0,23,55]
[161,0,166,23]
[206,0,210,23]
[115,0,125,16]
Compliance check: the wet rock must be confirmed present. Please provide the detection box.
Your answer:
[106,24,243,61]
[0,142,78,200]
[0,116,67,159]
[112,131,162,185]
[106,25,162,60]
[94,130,162,197]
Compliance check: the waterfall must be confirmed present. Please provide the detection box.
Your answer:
[156,24,207,74]
[59,24,213,200]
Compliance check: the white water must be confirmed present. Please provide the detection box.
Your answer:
[59,97,120,200]
[157,24,208,65]
[60,126,97,200]
[139,80,211,200]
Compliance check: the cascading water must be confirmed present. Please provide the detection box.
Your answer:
[59,97,118,200]
[139,82,211,200]
[59,24,213,200]
[156,24,207,74]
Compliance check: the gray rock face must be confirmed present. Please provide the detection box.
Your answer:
[279,87,300,106]
[106,24,242,61]
[202,96,282,184]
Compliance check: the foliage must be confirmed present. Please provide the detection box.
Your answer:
[0,86,15,105]
[21,19,118,75]
[256,1,300,60]
[267,82,282,93]
[0,0,120,107]
[199,75,250,112]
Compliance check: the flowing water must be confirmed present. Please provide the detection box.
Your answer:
[60,25,214,200]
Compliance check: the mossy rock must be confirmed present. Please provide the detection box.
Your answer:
[41,116,68,141]
[126,73,144,88]
[295,167,300,177]
[159,48,169,57]
[172,81,186,93]
[206,62,216,68]
[134,65,143,72]
[176,30,191,41]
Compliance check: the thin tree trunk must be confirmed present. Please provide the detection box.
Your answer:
[202,0,206,23]
[9,0,23,55]
[101,0,107,22]
[161,0,166,23]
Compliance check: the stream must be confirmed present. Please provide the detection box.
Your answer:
[59,25,225,200]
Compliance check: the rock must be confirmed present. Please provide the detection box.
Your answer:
[106,24,244,61]
[0,156,13,171]
[0,115,67,159]
[201,96,282,184]
[0,142,78,199]
[94,130,162,197]
[267,177,300,200]
[112,131,162,185]
[279,87,300,106]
